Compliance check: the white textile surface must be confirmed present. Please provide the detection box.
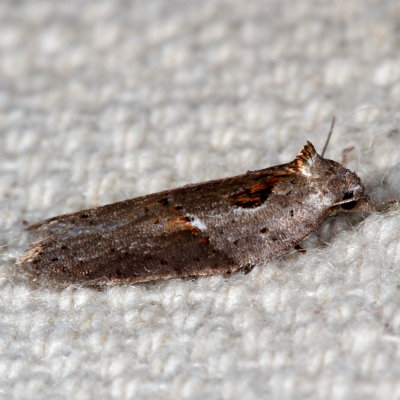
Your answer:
[1,1,400,399]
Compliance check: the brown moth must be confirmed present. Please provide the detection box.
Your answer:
[19,141,374,285]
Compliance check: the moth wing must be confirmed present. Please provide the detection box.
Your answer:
[19,166,293,285]
[19,190,237,284]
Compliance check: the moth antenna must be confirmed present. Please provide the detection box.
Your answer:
[321,116,336,158]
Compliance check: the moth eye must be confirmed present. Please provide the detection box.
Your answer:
[341,190,358,210]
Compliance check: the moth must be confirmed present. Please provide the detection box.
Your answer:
[19,139,374,285]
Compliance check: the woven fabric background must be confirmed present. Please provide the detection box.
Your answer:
[1,1,400,399]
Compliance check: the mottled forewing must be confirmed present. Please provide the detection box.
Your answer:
[19,165,290,284]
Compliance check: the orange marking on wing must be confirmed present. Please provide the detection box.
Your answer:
[165,216,200,233]
[199,236,210,245]
[291,159,303,168]
[247,183,267,192]
[228,175,284,208]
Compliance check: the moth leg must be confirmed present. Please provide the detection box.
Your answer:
[294,244,307,254]
[341,146,355,166]
[242,263,255,274]
[221,264,245,277]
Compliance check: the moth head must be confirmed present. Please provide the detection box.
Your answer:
[291,141,376,213]
[329,171,375,213]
